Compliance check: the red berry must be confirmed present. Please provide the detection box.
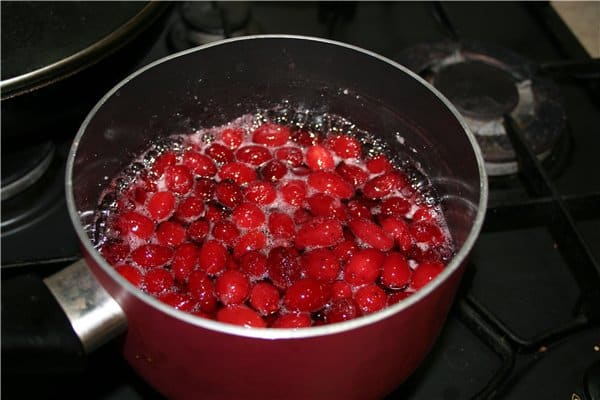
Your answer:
[144,268,174,295]
[215,181,243,208]
[204,203,227,223]
[411,221,445,246]
[381,252,411,289]
[348,218,394,251]
[344,248,385,285]
[345,200,372,219]
[165,165,193,195]
[266,246,301,289]
[275,146,303,167]
[291,129,321,146]
[252,123,290,147]
[308,171,354,199]
[101,241,130,265]
[119,211,154,239]
[212,220,240,246]
[187,219,209,243]
[380,197,411,217]
[217,304,266,328]
[158,292,195,312]
[387,291,413,305]
[411,261,444,290]
[293,208,311,225]
[354,284,386,314]
[280,180,307,206]
[363,172,403,199]
[261,160,287,182]
[220,128,244,149]
[306,145,335,171]
[182,151,217,177]
[307,193,346,220]
[219,162,258,185]
[295,218,344,249]
[188,270,217,312]
[244,181,276,205]
[336,162,369,186]
[205,143,235,164]
[175,196,204,222]
[146,191,176,222]
[171,243,199,281]
[198,240,228,275]
[366,155,392,173]
[328,135,361,159]
[115,264,143,287]
[331,280,353,300]
[301,248,340,283]
[271,313,312,328]
[332,240,359,264]
[412,207,436,222]
[268,212,295,240]
[152,151,177,177]
[249,281,281,315]
[233,230,266,258]
[380,217,413,252]
[236,145,272,166]
[239,251,268,278]
[131,244,173,269]
[194,178,216,200]
[215,270,250,305]
[232,203,265,229]
[283,278,330,312]
[156,221,186,247]
[325,299,360,323]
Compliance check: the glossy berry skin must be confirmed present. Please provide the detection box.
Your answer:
[175,196,204,222]
[306,145,335,171]
[348,218,394,251]
[198,240,229,275]
[301,248,340,283]
[119,211,154,239]
[217,304,266,328]
[275,146,303,166]
[101,242,130,265]
[205,143,235,164]
[232,203,265,229]
[271,313,312,328]
[380,217,413,252]
[211,220,240,246]
[115,264,143,287]
[283,278,331,313]
[363,173,402,199]
[280,180,307,207]
[151,151,177,176]
[144,268,174,295]
[325,299,360,323]
[252,123,290,147]
[187,219,209,243]
[233,230,266,259]
[336,162,369,186]
[187,270,217,313]
[261,160,287,182]
[295,218,344,249]
[131,244,173,269]
[239,251,268,279]
[146,192,176,222]
[165,165,193,195]
[156,221,186,247]
[219,162,257,185]
[380,252,411,289]
[344,248,385,285]
[249,282,281,315]
[215,181,243,208]
[411,261,444,290]
[236,145,272,166]
[328,135,361,159]
[171,243,198,282]
[220,128,244,149]
[268,212,295,240]
[354,284,387,314]
[244,181,276,205]
[215,270,250,305]
[308,171,354,199]
[267,246,302,289]
[182,151,217,177]
[158,292,196,312]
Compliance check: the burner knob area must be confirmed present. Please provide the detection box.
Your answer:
[585,360,600,400]
[168,2,257,52]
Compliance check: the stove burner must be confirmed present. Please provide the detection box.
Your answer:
[396,40,567,176]
[1,141,55,200]
[433,60,520,120]
[168,2,258,52]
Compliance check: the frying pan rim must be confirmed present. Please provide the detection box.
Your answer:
[66,34,488,340]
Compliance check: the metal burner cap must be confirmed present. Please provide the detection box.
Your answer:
[433,60,519,120]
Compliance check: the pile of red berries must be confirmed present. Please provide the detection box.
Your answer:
[99,118,451,328]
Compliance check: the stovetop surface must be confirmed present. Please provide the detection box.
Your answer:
[2,2,599,400]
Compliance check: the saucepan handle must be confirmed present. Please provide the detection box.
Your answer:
[1,259,127,374]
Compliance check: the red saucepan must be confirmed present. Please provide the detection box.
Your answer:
[4,35,488,399]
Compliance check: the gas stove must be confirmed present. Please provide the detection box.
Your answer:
[2,2,599,399]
